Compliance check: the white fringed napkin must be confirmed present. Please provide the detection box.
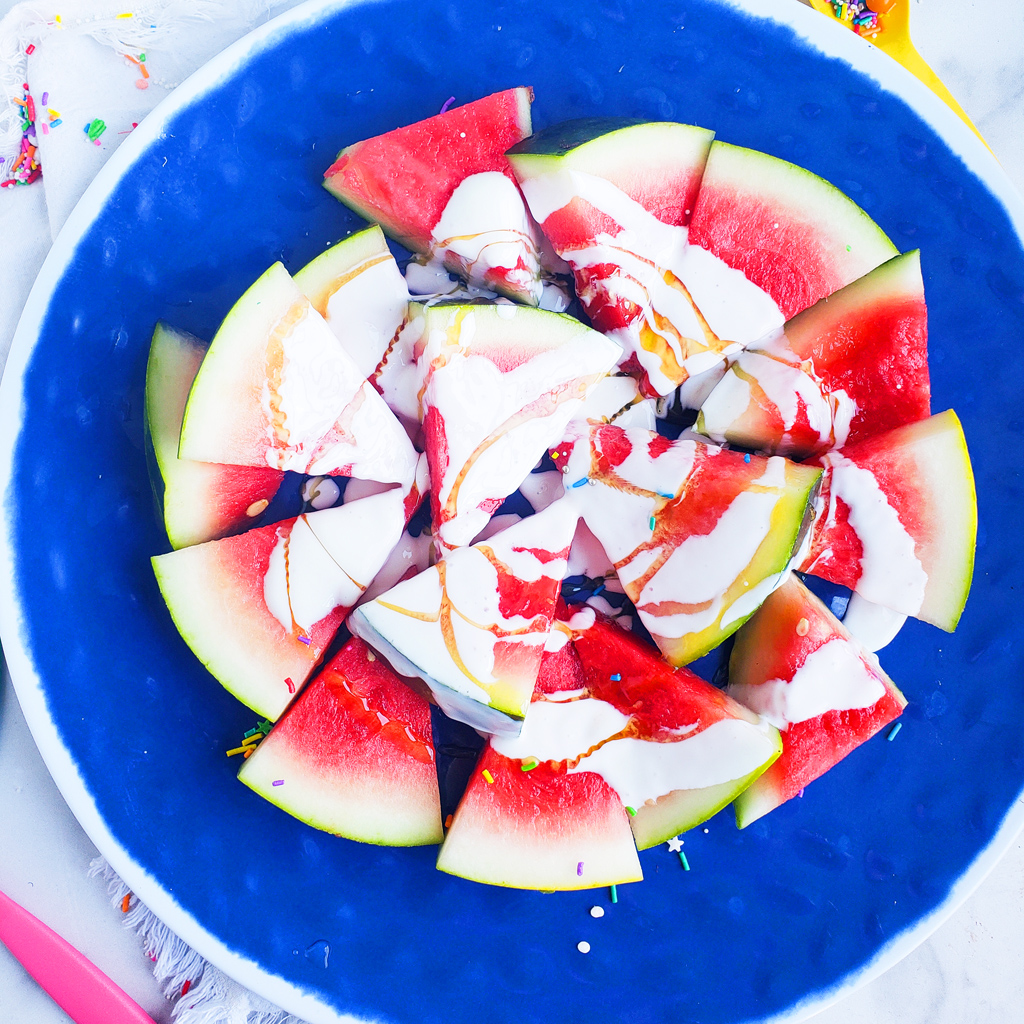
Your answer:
[90,858,311,1024]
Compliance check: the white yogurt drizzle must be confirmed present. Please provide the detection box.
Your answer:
[808,452,928,616]
[492,696,778,808]
[430,172,544,303]
[726,637,886,731]
[519,168,783,395]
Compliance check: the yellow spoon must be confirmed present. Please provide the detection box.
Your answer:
[804,0,990,149]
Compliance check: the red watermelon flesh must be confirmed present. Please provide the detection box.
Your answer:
[238,637,442,845]
[560,423,821,664]
[797,410,976,631]
[145,322,284,549]
[435,645,643,890]
[152,488,409,720]
[728,575,906,827]
[323,88,544,303]
[568,613,782,848]
[509,121,783,398]
[697,250,930,459]
[688,141,898,320]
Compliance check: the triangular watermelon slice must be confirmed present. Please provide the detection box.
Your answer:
[179,262,418,486]
[292,224,410,382]
[348,497,580,735]
[238,636,442,845]
[688,140,898,320]
[323,88,546,304]
[509,120,780,398]
[726,575,907,827]
[697,250,930,458]
[436,644,643,890]
[152,487,408,720]
[562,424,821,664]
[145,322,284,549]
[568,611,781,849]
[418,302,621,552]
[797,409,976,631]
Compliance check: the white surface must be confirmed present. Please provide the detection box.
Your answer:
[0,1,1022,1023]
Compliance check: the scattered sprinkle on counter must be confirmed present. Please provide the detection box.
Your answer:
[887,721,903,741]
[679,851,690,871]
[590,906,604,919]
[609,885,618,904]
[577,941,591,954]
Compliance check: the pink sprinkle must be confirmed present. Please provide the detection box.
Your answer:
[272,780,284,787]
[285,676,295,693]
[26,43,35,55]
[40,122,48,135]
[135,78,149,90]
[439,95,455,113]
[576,861,584,877]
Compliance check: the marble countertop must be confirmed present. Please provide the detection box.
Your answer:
[1,1,1022,1022]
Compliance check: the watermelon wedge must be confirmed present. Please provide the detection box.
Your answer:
[561,424,821,664]
[238,637,442,845]
[152,487,408,720]
[292,224,410,382]
[436,644,643,890]
[797,410,976,631]
[568,612,781,849]
[323,88,545,304]
[727,575,907,827]
[348,498,580,735]
[688,141,898,320]
[510,120,782,398]
[145,322,284,549]
[178,262,418,486]
[418,302,620,552]
[698,250,930,458]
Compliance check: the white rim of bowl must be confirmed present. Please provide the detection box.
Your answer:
[0,0,1020,1021]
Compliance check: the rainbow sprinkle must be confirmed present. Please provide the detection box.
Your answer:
[1,82,45,187]
[609,885,618,903]
[482,768,495,784]
[625,805,636,817]
[520,757,539,772]
[85,118,106,145]
[577,861,584,876]
[679,851,690,871]
[827,0,880,38]
[887,721,903,741]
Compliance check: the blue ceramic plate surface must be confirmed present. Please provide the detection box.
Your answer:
[2,1,1023,1022]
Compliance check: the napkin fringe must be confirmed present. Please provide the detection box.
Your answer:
[90,856,311,1024]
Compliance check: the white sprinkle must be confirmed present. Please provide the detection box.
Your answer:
[577,941,591,954]
[590,906,605,919]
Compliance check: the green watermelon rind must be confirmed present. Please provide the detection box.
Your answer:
[179,262,297,466]
[145,322,283,549]
[784,248,925,354]
[690,141,898,316]
[629,728,783,850]
[292,223,395,318]
[507,119,714,186]
[151,536,328,722]
[238,718,443,847]
[655,460,824,666]
[729,578,909,828]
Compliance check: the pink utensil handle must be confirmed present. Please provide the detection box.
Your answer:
[0,889,158,1024]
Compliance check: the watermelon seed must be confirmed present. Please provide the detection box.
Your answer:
[577,941,591,954]
[246,498,269,517]
[796,617,810,636]
[590,906,605,919]
[887,722,903,741]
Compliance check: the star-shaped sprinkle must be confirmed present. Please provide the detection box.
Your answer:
[666,836,683,852]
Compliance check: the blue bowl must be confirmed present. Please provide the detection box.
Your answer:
[2,1,1022,1021]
